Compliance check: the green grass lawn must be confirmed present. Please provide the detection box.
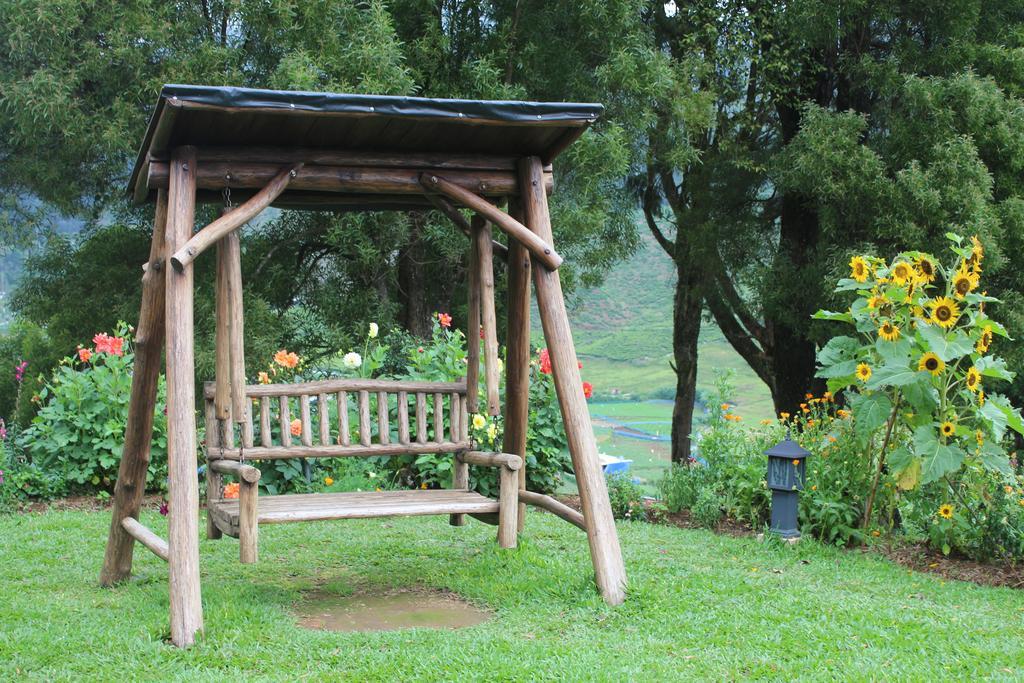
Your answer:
[3,508,1023,680]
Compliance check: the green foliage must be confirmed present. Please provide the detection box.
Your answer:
[16,323,168,495]
[606,474,645,521]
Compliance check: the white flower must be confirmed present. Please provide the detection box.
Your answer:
[368,322,379,339]
[368,471,376,479]
[343,351,362,369]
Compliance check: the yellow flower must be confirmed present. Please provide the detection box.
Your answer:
[487,422,498,442]
[856,363,872,382]
[976,326,993,354]
[421,482,428,489]
[966,366,982,393]
[867,293,887,309]
[928,296,960,330]
[324,476,334,486]
[970,235,984,267]
[918,352,945,376]
[472,413,487,429]
[938,503,954,519]
[976,430,985,446]
[850,256,870,283]
[368,322,379,338]
[792,459,800,466]
[914,255,937,283]
[878,321,901,342]
[890,261,913,286]
[978,390,986,406]
[940,421,956,438]
[951,263,979,299]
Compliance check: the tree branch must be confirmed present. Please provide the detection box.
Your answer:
[705,283,775,390]
[643,169,675,256]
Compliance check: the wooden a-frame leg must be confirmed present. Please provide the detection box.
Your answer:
[165,146,204,647]
[497,463,519,549]
[239,478,259,563]
[518,156,627,606]
[100,189,170,586]
[503,198,531,534]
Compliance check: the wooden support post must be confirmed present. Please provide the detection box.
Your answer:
[100,189,170,586]
[204,399,223,540]
[377,391,390,445]
[466,228,481,415]
[497,464,519,549]
[214,237,232,422]
[164,146,204,645]
[450,451,469,527]
[503,199,532,533]
[398,391,410,444]
[518,156,627,606]
[318,393,330,445]
[223,231,248,438]
[476,217,501,416]
[239,479,259,564]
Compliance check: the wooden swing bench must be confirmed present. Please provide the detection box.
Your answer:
[101,85,626,648]
[201,377,525,560]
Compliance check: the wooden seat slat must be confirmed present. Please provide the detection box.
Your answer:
[210,489,498,529]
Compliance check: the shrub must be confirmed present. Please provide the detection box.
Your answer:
[606,473,645,520]
[692,487,722,528]
[17,323,168,495]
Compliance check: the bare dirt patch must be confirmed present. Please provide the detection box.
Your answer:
[293,588,492,632]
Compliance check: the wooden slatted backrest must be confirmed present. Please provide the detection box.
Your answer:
[203,378,469,461]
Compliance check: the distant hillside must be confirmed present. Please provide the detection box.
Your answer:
[562,230,775,421]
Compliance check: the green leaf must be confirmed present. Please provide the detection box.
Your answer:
[817,335,860,366]
[988,394,1024,437]
[901,375,939,414]
[979,441,1011,475]
[866,363,924,389]
[975,356,1014,381]
[979,400,1008,441]
[813,309,854,323]
[913,426,964,485]
[874,337,911,366]
[851,392,892,445]
[817,360,859,379]
[916,324,973,363]
[887,445,920,490]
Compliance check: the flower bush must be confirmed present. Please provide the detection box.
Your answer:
[16,322,169,496]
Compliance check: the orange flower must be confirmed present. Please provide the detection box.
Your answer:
[78,347,93,362]
[324,476,334,486]
[290,419,302,436]
[828,435,837,443]
[223,482,240,499]
[257,371,271,385]
[274,349,300,369]
[720,403,730,410]
[437,312,452,328]
[420,482,428,489]
[779,412,791,421]
[582,381,594,399]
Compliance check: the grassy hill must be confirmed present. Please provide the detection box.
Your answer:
[561,230,775,423]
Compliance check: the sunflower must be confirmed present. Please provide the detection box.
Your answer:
[867,293,887,309]
[850,256,870,283]
[890,261,913,286]
[878,321,901,342]
[951,263,980,299]
[976,325,993,354]
[976,430,985,446]
[918,352,945,375]
[969,235,984,268]
[929,296,960,330]
[914,255,937,283]
[938,503,954,520]
[966,366,982,392]
[856,363,872,382]
[940,421,956,438]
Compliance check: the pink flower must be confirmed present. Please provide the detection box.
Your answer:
[0,418,6,441]
[14,360,27,383]
[437,312,452,328]
[78,347,93,363]
[159,501,169,516]
[582,381,594,399]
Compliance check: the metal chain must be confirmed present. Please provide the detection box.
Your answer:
[222,184,233,209]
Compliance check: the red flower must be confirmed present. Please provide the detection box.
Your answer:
[78,347,93,363]
[539,349,552,374]
[479,326,485,340]
[438,312,452,328]
[582,381,594,399]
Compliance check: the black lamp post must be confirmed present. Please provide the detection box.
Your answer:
[765,433,810,539]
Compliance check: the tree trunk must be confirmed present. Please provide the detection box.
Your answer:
[670,250,704,464]
[397,212,430,337]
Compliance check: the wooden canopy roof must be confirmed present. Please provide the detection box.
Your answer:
[128,84,603,210]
